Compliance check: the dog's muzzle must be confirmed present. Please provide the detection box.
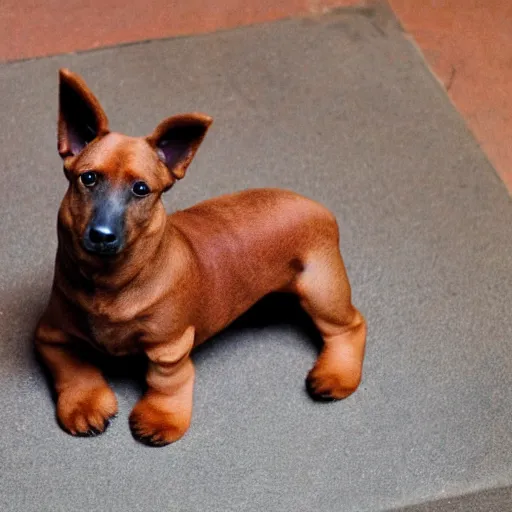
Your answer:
[83,223,123,255]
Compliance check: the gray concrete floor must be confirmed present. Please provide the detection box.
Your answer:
[1,5,511,512]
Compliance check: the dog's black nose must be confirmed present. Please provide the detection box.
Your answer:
[89,225,117,244]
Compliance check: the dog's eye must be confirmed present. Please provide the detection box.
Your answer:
[80,171,97,187]
[132,181,151,197]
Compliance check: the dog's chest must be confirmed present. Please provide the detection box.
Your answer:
[87,316,141,356]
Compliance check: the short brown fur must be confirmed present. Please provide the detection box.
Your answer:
[35,69,367,446]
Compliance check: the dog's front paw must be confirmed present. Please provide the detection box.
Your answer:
[57,385,118,436]
[129,397,191,447]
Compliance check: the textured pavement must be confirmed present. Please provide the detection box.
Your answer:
[1,5,511,511]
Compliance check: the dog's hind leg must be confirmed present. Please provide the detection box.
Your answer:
[293,245,366,400]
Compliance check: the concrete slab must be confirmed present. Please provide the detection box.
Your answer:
[1,5,511,511]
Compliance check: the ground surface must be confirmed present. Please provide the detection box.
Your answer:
[1,6,511,512]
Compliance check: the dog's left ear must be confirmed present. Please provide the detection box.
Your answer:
[146,113,212,180]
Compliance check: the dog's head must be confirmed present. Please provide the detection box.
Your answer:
[57,69,212,258]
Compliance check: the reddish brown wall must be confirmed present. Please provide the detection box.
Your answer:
[1,0,361,62]
[389,0,512,193]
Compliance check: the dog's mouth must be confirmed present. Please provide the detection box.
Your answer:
[82,236,124,257]
[82,240,123,257]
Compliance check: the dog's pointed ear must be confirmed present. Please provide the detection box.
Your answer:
[146,113,213,180]
[58,68,110,159]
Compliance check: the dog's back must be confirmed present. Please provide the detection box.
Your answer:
[169,188,340,340]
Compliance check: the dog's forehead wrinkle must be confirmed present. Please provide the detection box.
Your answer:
[101,133,148,165]
[81,133,158,181]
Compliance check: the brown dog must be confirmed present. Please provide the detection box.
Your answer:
[34,69,366,446]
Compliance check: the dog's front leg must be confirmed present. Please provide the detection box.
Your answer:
[129,327,196,447]
[35,323,118,436]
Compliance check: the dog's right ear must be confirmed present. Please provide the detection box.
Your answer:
[58,69,110,159]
